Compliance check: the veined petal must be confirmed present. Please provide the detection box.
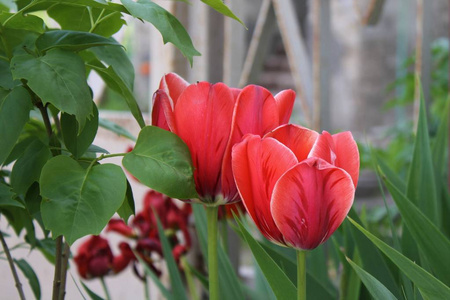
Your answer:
[309,131,359,187]
[274,89,295,124]
[159,72,188,109]
[221,85,280,202]
[232,134,297,244]
[271,158,355,250]
[174,82,235,203]
[151,90,176,131]
[265,124,319,162]
[332,132,360,187]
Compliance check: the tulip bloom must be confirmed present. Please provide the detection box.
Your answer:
[74,236,114,279]
[152,73,295,205]
[232,124,359,250]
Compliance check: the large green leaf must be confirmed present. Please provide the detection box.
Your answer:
[36,30,121,53]
[11,49,93,130]
[117,180,135,222]
[0,182,25,208]
[98,118,136,141]
[0,11,45,33]
[192,204,245,300]
[61,104,98,159]
[89,45,134,90]
[346,257,398,300]
[348,217,450,300]
[40,156,127,244]
[14,259,41,300]
[154,211,188,300]
[88,62,144,128]
[0,59,16,89]
[201,0,245,27]
[0,86,32,165]
[406,89,438,224]
[123,126,197,199]
[235,217,297,300]
[47,4,125,37]
[383,178,450,285]
[121,0,200,66]
[10,139,52,195]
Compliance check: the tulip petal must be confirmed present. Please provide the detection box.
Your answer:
[309,131,359,187]
[265,124,319,162]
[174,82,235,203]
[271,158,355,250]
[221,85,280,202]
[274,89,295,124]
[232,135,297,244]
[159,72,188,108]
[152,90,176,131]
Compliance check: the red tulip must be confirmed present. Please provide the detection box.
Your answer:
[232,124,359,250]
[107,219,136,238]
[152,73,295,205]
[74,236,114,279]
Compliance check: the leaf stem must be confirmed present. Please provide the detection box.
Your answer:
[143,277,150,300]
[36,102,53,138]
[0,230,25,300]
[297,250,307,300]
[206,206,219,300]
[52,236,63,300]
[100,277,111,300]
[89,9,106,33]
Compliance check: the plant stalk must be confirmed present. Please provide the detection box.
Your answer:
[0,230,26,300]
[101,277,111,300]
[297,250,306,300]
[206,206,219,300]
[58,242,71,300]
[52,236,63,300]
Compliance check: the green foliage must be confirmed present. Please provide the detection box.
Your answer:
[40,156,127,244]
[14,259,41,300]
[123,126,198,199]
[201,0,245,27]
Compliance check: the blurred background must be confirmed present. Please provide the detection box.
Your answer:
[1,0,448,298]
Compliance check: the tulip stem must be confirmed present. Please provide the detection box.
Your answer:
[100,277,111,300]
[297,250,307,300]
[0,230,25,300]
[206,206,219,300]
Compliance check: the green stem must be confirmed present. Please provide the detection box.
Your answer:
[98,153,128,160]
[58,242,70,300]
[52,236,63,300]
[143,277,150,300]
[100,277,111,300]
[181,256,199,300]
[89,9,106,33]
[0,230,25,300]
[206,206,219,300]
[297,250,306,300]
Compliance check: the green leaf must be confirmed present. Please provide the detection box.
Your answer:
[80,281,104,300]
[61,104,99,158]
[346,257,398,300]
[201,0,245,27]
[383,178,450,286]
[0,182,25,208]
[14,259,41,300]
[117,180,135,222]
[89,44,134,90]
[47,4,125,37]
[98,117,136,141]
[235,216,297,300]
[192,204,245,300]
[24,182,46,233]
[88,62,144,128]
[153,211,188,300]
[123,126,197,199]
[10,139,52,195]
[0,86,32,165]
[36,30,121,53]
[40,156,127,244]
[121,0,200,66]
[0,59,17,89]
[406,86,438,224]
[348,217,450,300]
[10,49,93,130]
[0,11,45,33]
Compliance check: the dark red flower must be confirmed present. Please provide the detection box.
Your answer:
[74,236,114,279]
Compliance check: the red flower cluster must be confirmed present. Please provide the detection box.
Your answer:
[74,190,191,280]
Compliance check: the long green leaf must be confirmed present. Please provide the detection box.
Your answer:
[14,259,41,300]
[121,0,200,66]
[153,211,188,300]
[98,118,136,141]
[348,217,450,300]
[201,0,245,27]
[346,257,398,300]
[383,178,450,286]
[80,281,104,300]
[235,217,297,300]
